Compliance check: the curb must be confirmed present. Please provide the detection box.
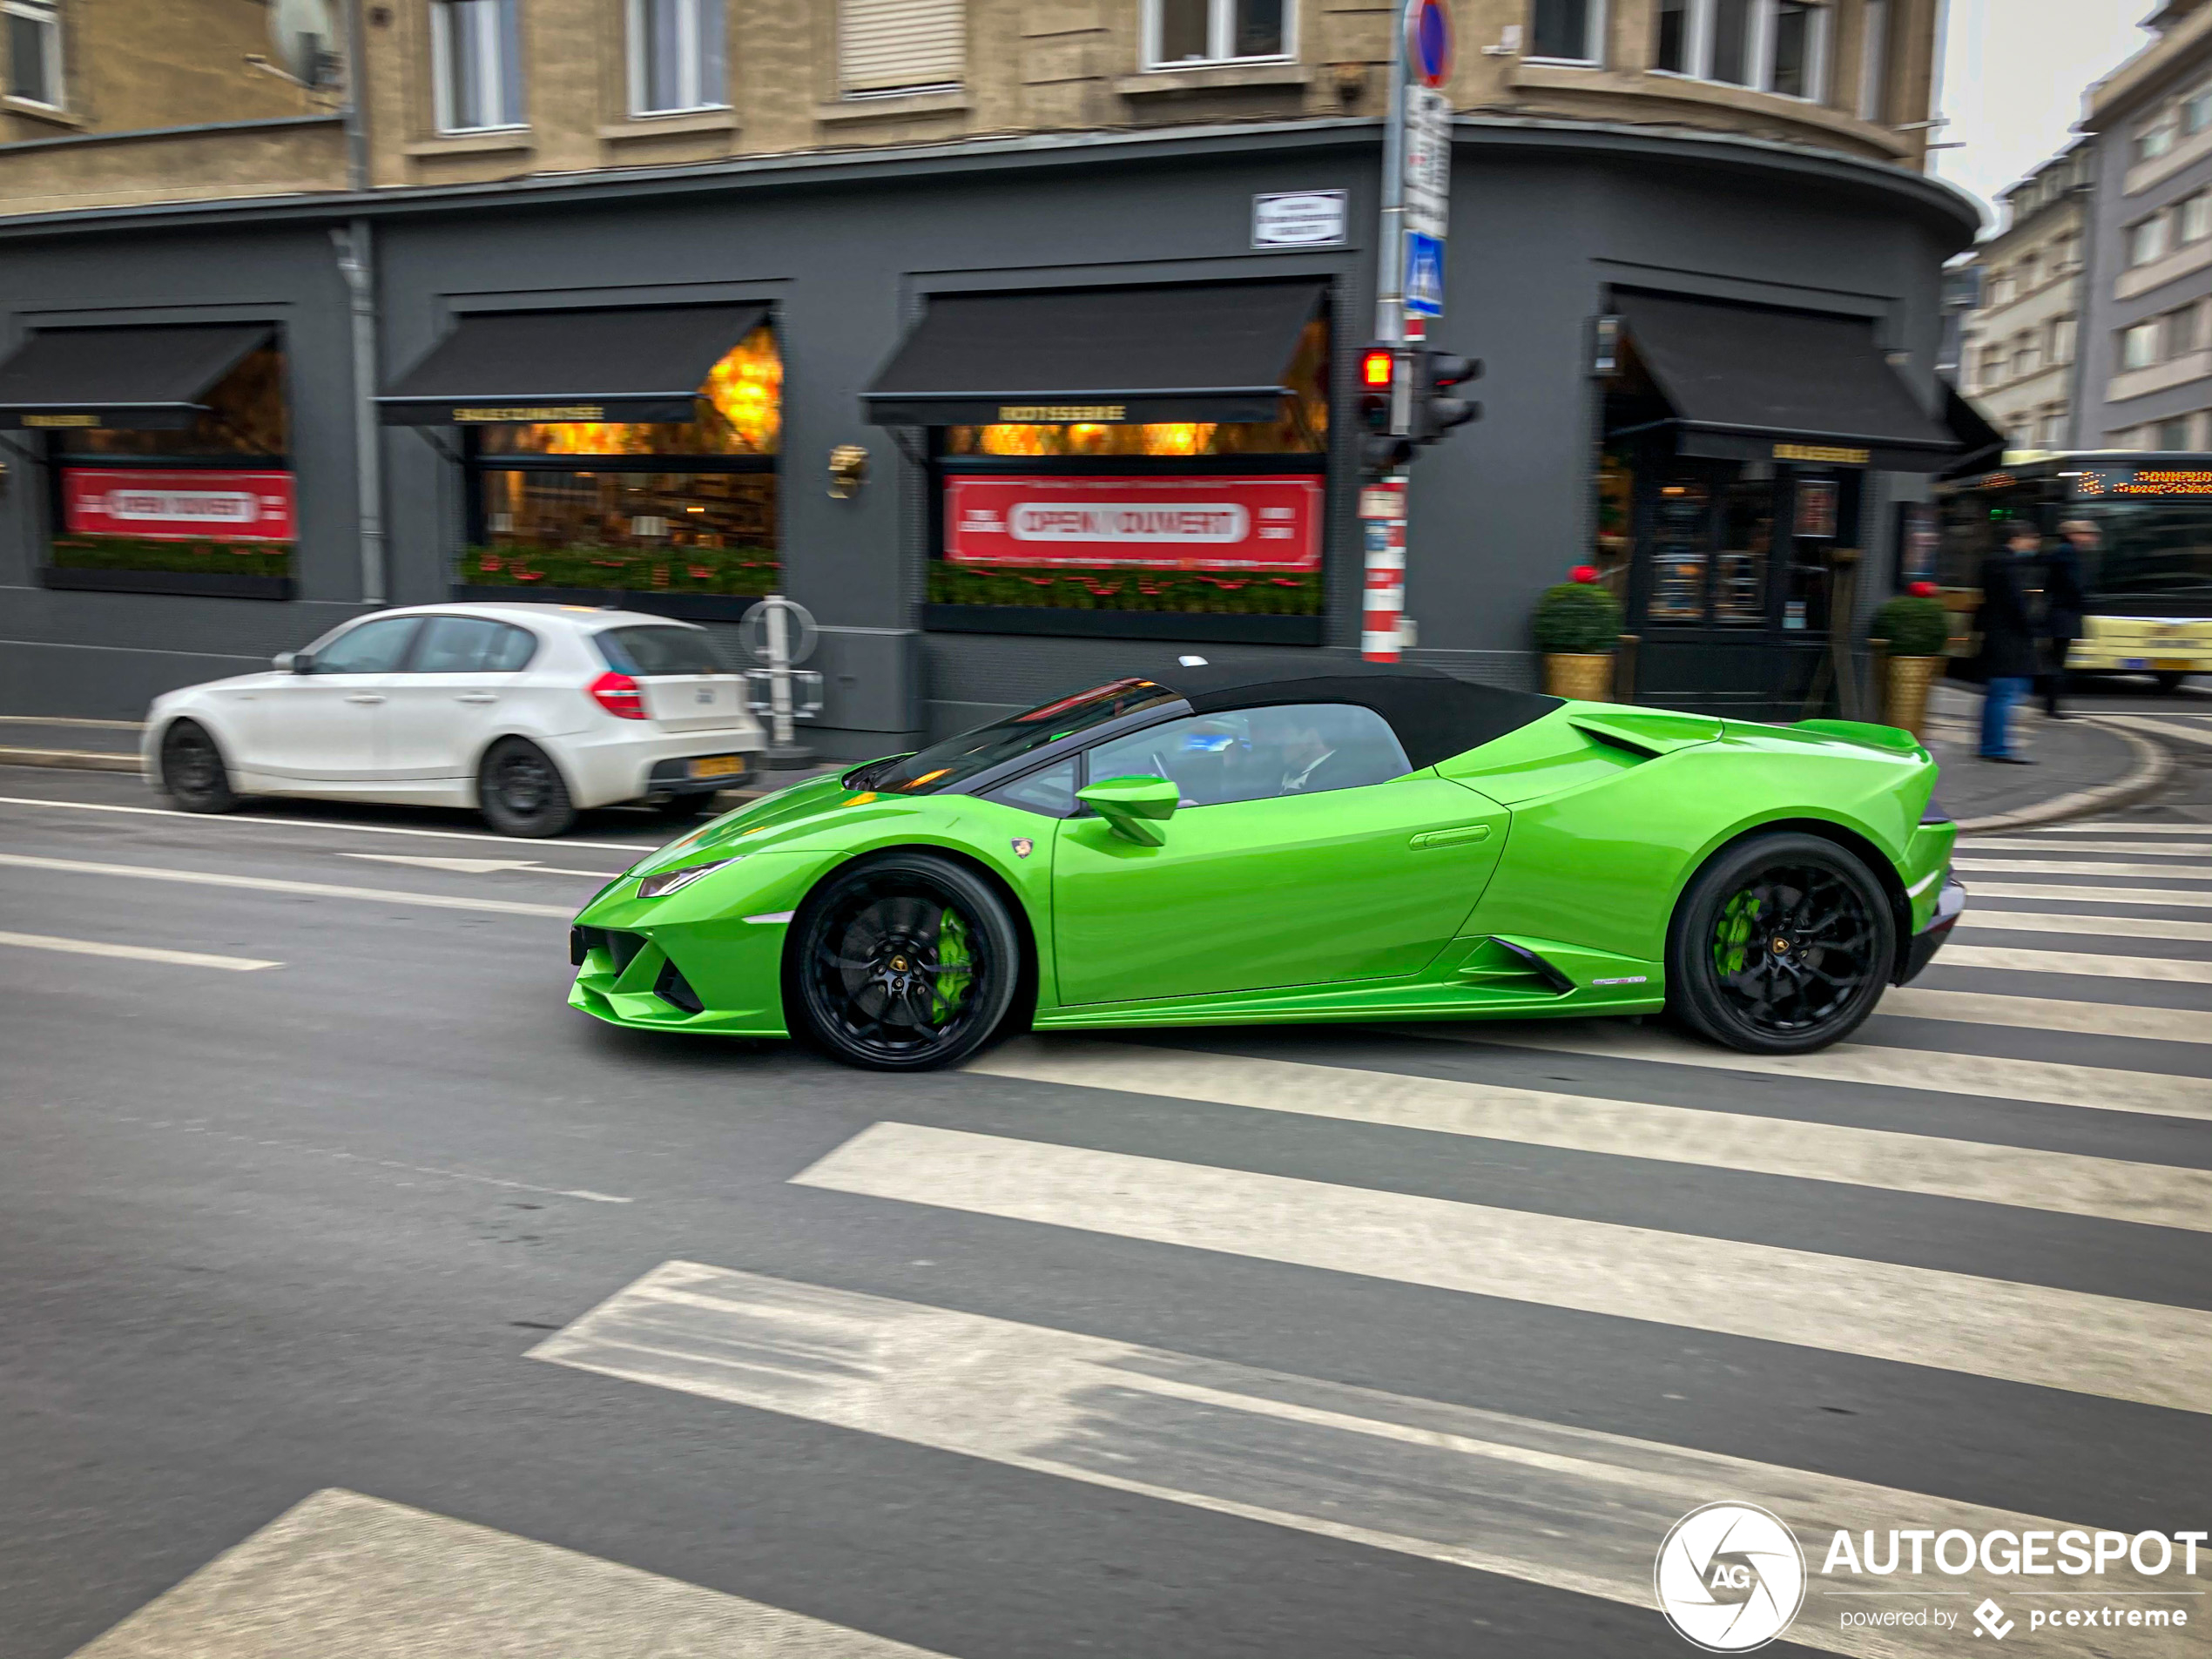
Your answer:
[0,746,140,772]
[1954,720,2174,833]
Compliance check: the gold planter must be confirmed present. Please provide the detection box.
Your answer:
[1544,651,1615,701]
[1884,654,1942,738]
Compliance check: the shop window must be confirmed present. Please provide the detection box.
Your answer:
[929,318,1326,625]
[1629,462,1855,633]
[630,0,725,114]
[1528,0,1604,64]
[1145,0,1288,67]
[1712,469,1774,625]
[4,0,61,107]
[1656,0,1829,101]
[460,326,781,602]
[50,346,293,588]
[433,0,523,132]
[841,0,965,94]
[1855,0,1885,121]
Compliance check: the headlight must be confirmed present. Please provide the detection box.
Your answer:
[636,856,740,899]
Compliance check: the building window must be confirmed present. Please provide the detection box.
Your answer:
[2017,252,2040,290]
[2129,214,2169,268]
[2187,83,2212,137]
[1856,0,1885,121]
[840,0,965,95]
[2050,315,2076,364]
[2158,415,2195,450]
[629,0,725,114]
[2167,304,2203,358]
[2184,192,2212,244]
[431,0,523,132]
[1145,0,1289,67]
[2051,233,2078,273]
[3,0,62,108]
[2138,112,2177,162]
[2011,338,2038,379]
[1529,0,1604,64]
[2038,408,2066,448]
[1979,343,2006,388]
[2122,320,2161,370]
[1988,271,2016,306]
[1656,0,1829,98]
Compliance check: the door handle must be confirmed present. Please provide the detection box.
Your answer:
[455,693,498,705]
[345,693,386,705]
[1410,824,1493,851]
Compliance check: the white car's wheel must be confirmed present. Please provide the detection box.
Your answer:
[478,738,577,838]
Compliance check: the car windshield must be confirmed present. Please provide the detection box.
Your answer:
[864,678,1183,796]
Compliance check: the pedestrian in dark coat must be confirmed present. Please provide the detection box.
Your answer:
[2041,520,2094,718]
[1977,522,2042,763]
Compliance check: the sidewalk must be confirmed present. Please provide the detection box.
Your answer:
[1920,683,2168,831]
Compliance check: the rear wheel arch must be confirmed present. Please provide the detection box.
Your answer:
[469,728,577,805]
[1673,817,1912,981]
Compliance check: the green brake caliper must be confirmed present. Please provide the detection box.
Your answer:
[932,908,974,1022]
[1713,890,1759,977]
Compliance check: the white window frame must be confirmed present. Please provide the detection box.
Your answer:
[1141,0,1296,71]
[628,0,726,116]
[2122,320,2161,371]
[1653,0,1830,103]
[2050,315,2076,365]
[2138,111,2177,161]
[430,0,524,134]
[3,0,64,111]
[1855,0,1885,122]
[1525,0,1608,67]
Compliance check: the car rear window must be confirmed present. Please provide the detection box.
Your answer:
[594,625,724,677]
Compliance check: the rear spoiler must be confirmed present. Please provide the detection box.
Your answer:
[1792,718,1927,756]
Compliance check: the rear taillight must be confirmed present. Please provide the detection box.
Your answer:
[589,670,647,720]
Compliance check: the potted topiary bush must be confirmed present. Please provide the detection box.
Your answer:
[1534,565,1622,700]
[1871,581,1952,738]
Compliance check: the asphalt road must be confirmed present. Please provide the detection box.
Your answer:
[3,746,2209,1659]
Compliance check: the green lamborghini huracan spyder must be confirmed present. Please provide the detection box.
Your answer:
[568,661,1964,1071]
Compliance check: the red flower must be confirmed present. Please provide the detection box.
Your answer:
[480,556,502,572]
[1908,580,1939,598]
[1570,564,1601,584]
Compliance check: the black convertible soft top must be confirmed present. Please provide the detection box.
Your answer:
[1153,661,1560,771]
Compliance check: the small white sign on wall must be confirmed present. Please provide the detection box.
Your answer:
[1251,190,1348,248]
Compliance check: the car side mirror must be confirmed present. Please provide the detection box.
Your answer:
[275,650,312,674]
[1077,774,1178,846]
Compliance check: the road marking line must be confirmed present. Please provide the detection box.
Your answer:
[1420,1024,2212,1120]
[1962,909,2212,942]
[1943,880,2212,909]
[1879,984,2211,1043]
[1954,857,2212,880]
[339,852,624,878]
[2101,715,2212,750]
[0,853,574,919]
[1933,942,2212,983]
[0,929,279,972]
[789,1125,2212,1414]
[2013,820,2212,834]
[1961,838,2212,856]
[0,714,141,729]
[536,1263,2192,1659]
[66,1487,945,1659]
[969,1039,2212,1230]
[0,792,654,853]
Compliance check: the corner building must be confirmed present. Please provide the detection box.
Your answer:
[0,0,1976,744]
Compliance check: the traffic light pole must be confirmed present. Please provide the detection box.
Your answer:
[1363,10,1413,662]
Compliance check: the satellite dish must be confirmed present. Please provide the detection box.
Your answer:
[267,0,339,86]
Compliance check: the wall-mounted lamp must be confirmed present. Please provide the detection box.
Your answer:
[827,442,869,499]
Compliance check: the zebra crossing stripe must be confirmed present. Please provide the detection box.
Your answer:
[1961,909,2212,942]
[788,1123,2212,1413]
[1943,880,2212,909]
[536,1262,2195,1659]
[968,1039,2212,1230]
[1932,942,2212,983]
[1419,1024,2212,1121]
[67,1487,947,1658]
[1952,858,2212,880]
[1995,821,2212,834]
[2099,716,2212,750]
[1878,984,2210,1043]
[1961,838,2212,856]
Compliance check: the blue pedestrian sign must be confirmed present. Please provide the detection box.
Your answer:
[1405,230,1446,318]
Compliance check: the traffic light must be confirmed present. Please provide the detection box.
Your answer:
[1358,342,1414,474]
[1413,350,1483,442]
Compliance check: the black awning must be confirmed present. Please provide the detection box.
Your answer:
[1937,381,2007,479]
[378,301,770,426]
[862,280,1326,426]
[1614,293,1957,472]
[0,323,271,431]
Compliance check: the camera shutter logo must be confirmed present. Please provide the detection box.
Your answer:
[1654,1502,1807,1651]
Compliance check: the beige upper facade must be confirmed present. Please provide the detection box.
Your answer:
[1,0,1940,219]
[1956,142,2088,453]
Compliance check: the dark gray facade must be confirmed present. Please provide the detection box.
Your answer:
[0,118,1976,750]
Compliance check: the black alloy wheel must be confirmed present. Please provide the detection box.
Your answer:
[791,853,1022,1071]
[477,737,577,838]
[1666,832,1895,1055]
[159,719,239,813]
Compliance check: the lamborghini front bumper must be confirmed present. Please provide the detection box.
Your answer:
[1896,877,1966,985]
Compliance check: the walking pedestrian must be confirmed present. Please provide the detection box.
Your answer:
[2041,519,2092,718]
[1977,520,2043,764]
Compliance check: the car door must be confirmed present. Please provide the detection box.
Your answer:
[238,615,421,782]
[1049,703,1509,1006]
[381,616,537,781]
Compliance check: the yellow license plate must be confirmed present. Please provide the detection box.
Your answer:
[689,755,744,779]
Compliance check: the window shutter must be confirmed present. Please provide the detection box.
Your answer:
[840,0,965,94]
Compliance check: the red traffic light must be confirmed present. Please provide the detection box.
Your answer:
[1359,347,1394,388]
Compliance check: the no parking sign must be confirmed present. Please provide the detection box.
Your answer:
[1406,0,1453,87]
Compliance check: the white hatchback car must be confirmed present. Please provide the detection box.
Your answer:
[143,602,766,837]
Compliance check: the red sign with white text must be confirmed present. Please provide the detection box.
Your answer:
[946,475,1321,570]
[62,468,297,543]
